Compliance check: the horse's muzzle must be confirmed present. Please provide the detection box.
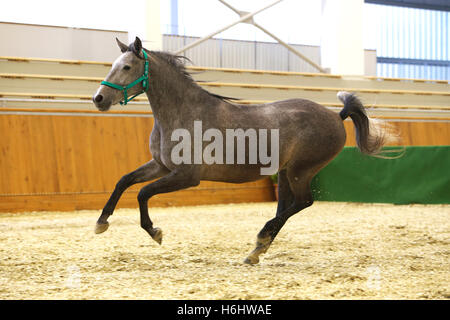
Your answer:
[93,94,112,111]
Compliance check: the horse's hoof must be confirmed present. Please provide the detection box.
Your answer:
[151,227,163,245]
[95,222,109,234]
[244,255,259,265]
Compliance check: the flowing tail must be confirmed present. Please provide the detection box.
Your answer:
[337,91,402,158]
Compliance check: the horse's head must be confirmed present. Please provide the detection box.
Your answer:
[93,37,148,111]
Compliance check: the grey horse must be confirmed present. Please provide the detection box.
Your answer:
[93,37,394,264]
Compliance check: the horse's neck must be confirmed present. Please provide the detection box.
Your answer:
[145,65,183,115]
[145,70,216,125]
[145,87,188,123]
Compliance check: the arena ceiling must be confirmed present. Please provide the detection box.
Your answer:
[365,0,450,11]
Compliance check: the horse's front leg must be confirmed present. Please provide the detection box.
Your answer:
[95,160,169,234]
[137,168,200,244]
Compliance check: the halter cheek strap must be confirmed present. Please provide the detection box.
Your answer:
[101,50,149,106]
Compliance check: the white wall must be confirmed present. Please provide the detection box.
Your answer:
[0,22,128,61]
[321,0,365,75]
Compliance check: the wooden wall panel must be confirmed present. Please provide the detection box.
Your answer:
[343,120,450,147]
[0,114,275,212]
[0,114,449,212]
[0,180,275,213]
[0,115,158,195]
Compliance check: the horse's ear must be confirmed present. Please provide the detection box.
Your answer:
[133,36,143,55]
[116,38,128,53]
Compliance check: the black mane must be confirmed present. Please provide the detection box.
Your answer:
[148,51,195,81]
[143,50,237,102]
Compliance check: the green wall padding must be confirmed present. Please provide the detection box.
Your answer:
[311,146,450,204]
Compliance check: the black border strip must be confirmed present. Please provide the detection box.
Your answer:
[377,57,450,67]
[365,0,450,12]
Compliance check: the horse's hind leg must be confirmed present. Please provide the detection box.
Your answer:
[244,168,314,265]
[275,170,295,215]
[95,160,168,234]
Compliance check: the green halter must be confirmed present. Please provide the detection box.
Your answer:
[101,50,149,105]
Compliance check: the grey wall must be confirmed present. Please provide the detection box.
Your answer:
[163,34,377,75]
[0,22,377,75]
[365,49,377,76]
[163,34,323,73]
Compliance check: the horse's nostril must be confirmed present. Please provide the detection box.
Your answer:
[94,95,103,103]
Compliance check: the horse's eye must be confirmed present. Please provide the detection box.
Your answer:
[123,65,131,70]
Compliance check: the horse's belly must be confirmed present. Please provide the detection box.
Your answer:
[200,164,270,183]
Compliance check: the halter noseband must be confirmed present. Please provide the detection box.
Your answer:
[101,50,149,106]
